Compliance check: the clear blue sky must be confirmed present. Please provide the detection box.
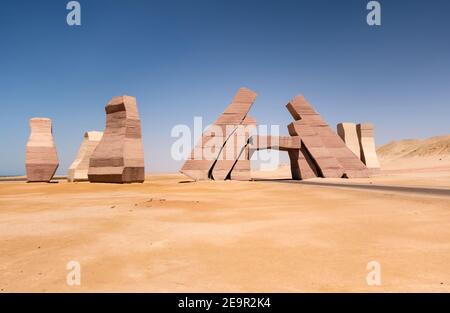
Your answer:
[0,0,449,175]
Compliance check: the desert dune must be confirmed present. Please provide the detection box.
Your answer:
[0,135,449,292]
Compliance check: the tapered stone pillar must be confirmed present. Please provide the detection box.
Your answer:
[25,118,59,182]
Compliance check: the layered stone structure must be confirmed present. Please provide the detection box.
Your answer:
[181,87,257,181]
[25,118,59,182]
[180,92,371,181]
[286,96,370,179]
[357,123,381,172]
[68,131,103,182]
[88,95,145,183]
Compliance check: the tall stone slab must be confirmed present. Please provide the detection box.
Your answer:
[88,95,145,183]
[336,122,361,159]
[357,123,381,172]
[25,118,59,182]
[286,96,370,178]
[180,87,257,181]
[68,131,103,182]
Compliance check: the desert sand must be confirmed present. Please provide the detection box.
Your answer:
[1,136,450,292]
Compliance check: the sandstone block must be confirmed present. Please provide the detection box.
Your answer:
[337,123,361,159]
[68,131,103,182]
[286,96,370,179]
[180,87,257,181]
[88,96,145,183]
[25,118,59,182]
[357,123,381,171]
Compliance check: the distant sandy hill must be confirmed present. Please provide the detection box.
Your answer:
[252,135,450,178]
[377,135,450,159]
[377,135,450,171]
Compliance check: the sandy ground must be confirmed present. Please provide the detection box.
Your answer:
[1,166,450,292]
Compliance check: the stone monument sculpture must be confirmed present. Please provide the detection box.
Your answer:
[180,92,371,181]
[88,95,145,183]
[25,118,59,182]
